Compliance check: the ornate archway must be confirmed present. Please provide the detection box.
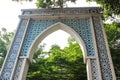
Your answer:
[0,7,116,80]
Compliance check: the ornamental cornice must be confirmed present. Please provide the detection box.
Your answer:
[20,7,102,19]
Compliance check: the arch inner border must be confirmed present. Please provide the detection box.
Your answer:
[28,22,87,63]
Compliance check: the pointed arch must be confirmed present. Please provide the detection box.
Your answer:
[27,22,87,63]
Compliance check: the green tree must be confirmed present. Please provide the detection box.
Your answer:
[87,0,120,16]
[27,36,87,80]
[0,28,14,68]
[104,22,120,48]
[36,0,76,8]
[13,0,76,8]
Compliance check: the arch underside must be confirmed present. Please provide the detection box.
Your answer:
[0,16,116,80]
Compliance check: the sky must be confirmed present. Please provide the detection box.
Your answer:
[0,0,98,32]
[0,0,36,32]
[0,0,99,51]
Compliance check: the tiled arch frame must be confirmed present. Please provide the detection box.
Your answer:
[28,22,88,63]
[0,7,116,80]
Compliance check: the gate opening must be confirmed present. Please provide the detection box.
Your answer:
[27,30,87,80]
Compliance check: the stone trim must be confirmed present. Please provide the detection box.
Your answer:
[22,7,103,15]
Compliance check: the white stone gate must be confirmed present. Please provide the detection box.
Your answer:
[0,7,116,80]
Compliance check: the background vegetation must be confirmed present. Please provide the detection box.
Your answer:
[27,37,87,80]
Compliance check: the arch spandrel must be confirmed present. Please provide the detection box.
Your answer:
[28,22,87,63]
[20,18,96,57]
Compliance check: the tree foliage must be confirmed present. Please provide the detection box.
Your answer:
[27,36,87,80]
[104,22,120,48]
[36,0,76,8]
[88,0,120,15]
[0,28,14,68]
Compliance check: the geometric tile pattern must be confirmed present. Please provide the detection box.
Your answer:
[21,18,95,57]
[1,20,27,80]
[14,59,24,80]
[91,59,99,80]
[92,16,113,80]
[0,19,28,80]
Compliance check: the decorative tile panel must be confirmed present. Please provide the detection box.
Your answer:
[91,59,99,80]
[14,59,24,80]
[0,19,28,80]
[20,18,95,57]
[92,16,113,80]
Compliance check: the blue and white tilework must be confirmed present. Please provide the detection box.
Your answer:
[1,19,28,80]
[92,16,113,80]
[21,18,95,57]
[91,59,99,80]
